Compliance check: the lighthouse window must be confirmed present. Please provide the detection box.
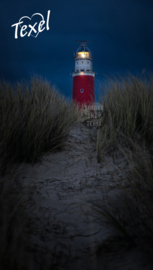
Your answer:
[82,61,83,63]
[80,89,84,93]
[87,61,89,64]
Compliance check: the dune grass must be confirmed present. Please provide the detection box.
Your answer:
[0,76,79,269]
[89,75,153,254]
[0,76,79,175]
[96,75,153,160]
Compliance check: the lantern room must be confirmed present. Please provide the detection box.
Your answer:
[76,43,92,59]
[74,42,93,73]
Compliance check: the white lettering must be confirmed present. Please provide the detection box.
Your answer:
[28,23,37,37]
[38,20,45,32]
[46,10,50,30]
[11,10,51,39]
[20,25,28,37]
[11,21,23,39]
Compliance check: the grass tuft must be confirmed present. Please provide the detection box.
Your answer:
[96,75,153,160]
[0,76,79,175]
[90,74,153,255]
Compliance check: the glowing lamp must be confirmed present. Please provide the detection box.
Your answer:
[77,51,89,58]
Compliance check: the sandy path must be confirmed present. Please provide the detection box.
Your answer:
[9,123,153,270]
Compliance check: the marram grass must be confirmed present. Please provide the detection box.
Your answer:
[97,75,153,161]
[0,76,79,174]
[90,75,153,255]
[89,142,153,253]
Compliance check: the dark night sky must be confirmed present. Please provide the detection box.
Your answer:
[0,0,153,101]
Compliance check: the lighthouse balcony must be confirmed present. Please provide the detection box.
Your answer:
[72,70,95,77]
[73,68,94,73]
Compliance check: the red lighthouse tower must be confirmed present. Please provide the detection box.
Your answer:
[72,41,95,108]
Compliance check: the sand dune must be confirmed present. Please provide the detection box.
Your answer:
[3,123,153,270]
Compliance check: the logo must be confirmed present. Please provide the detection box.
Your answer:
[11,10,51,39]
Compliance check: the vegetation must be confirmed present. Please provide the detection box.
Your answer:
[89,75,153,255]
[0,76,78,175]
[1,74,153,268]
[0,76,79,269]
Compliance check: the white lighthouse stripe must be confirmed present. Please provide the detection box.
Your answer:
[75,59,93,72]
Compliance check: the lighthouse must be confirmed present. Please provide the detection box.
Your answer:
[72,41,95,108]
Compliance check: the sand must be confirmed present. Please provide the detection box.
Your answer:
[3,123,153,270]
